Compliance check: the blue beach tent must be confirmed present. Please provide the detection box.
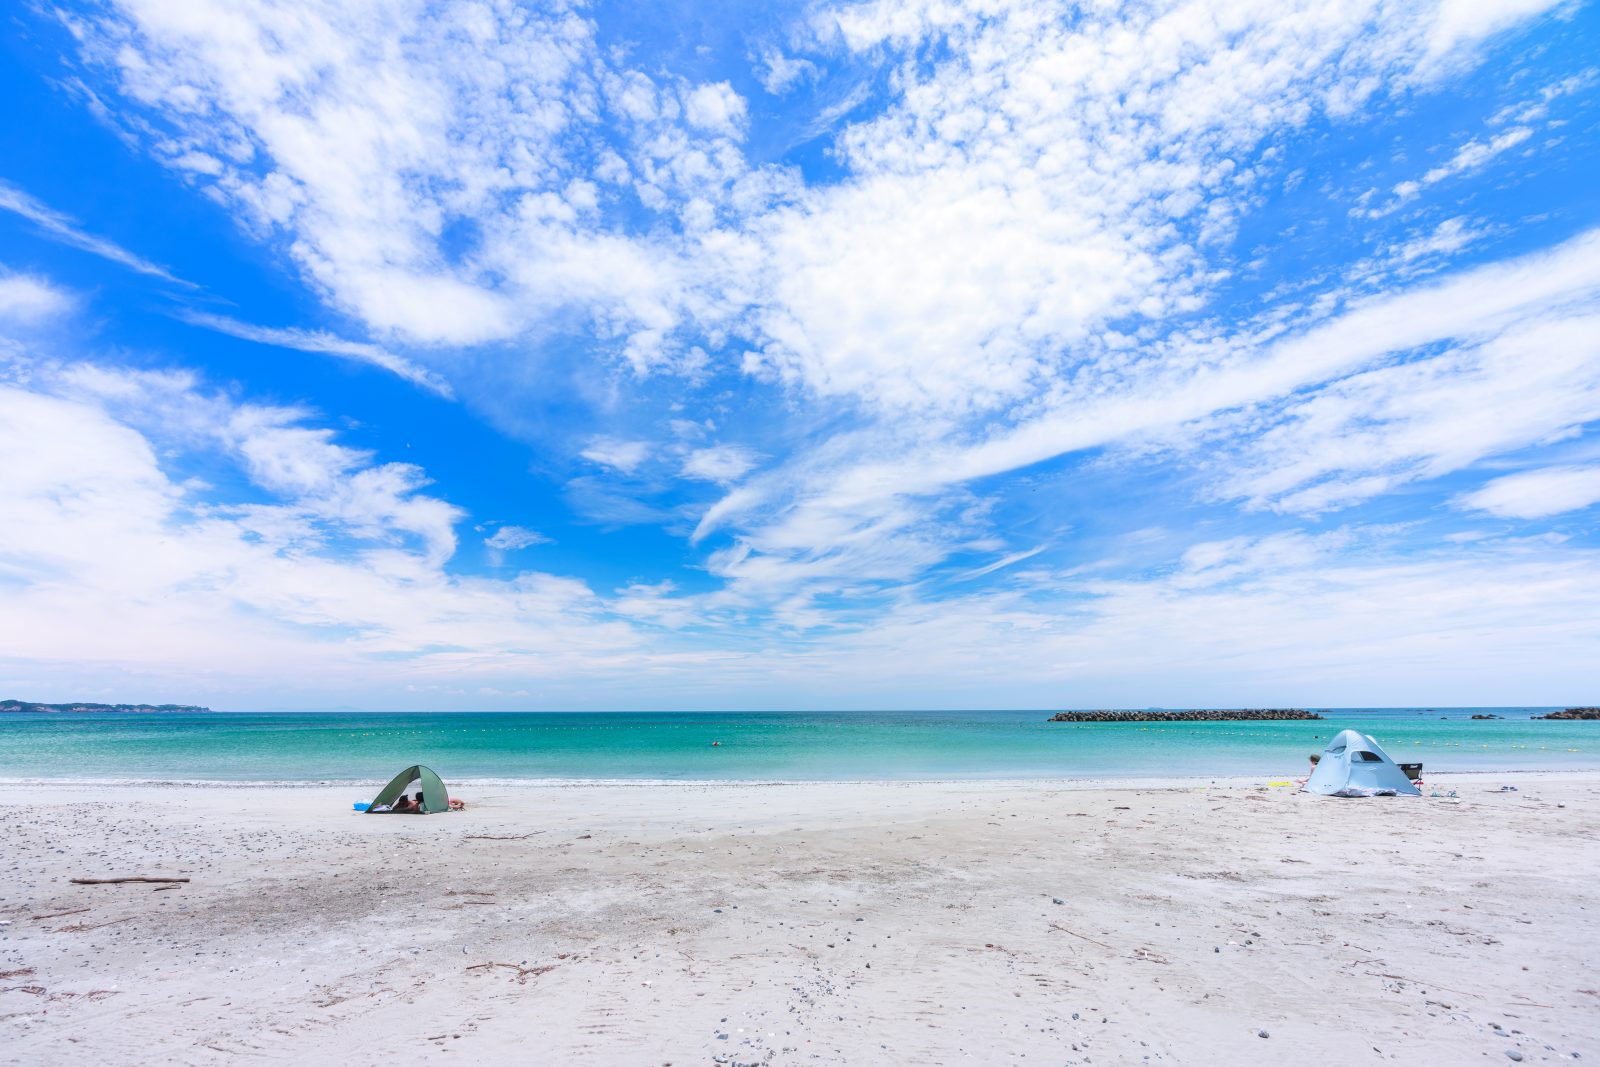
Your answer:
[1304,730,1420,797]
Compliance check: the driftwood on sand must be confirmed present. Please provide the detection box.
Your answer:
[70,877,190,885]
[465,962,558,983]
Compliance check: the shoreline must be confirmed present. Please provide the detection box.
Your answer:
[2,766,1597,790]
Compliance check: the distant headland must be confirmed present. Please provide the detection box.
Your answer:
[1049,708,1323,722]
[0,699,211,714]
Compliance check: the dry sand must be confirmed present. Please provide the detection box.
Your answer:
[2,773,1597,1065]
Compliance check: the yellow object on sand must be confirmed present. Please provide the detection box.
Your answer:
[1267,780,1292,787]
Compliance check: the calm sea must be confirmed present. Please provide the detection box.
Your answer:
[0,708,1593,783]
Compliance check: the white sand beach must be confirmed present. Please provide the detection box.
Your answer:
[3,774,1597,1065]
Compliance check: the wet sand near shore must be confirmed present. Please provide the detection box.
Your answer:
[2,774,1597,1064]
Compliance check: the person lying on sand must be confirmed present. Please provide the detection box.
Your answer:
[391,795,416,813]
[449,797,465,810]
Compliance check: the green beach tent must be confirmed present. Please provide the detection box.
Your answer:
[366,764,450,813]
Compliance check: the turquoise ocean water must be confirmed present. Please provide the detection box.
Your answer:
[0,708,1593,783]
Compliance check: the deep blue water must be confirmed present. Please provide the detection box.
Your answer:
[0,708,1592,782]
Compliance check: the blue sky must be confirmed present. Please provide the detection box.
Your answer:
[1,0,1597,710]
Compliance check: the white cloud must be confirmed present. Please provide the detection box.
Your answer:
[1362,125,1536,216]
[1335,217,1493,294]
[782,225,1598,501]
[45,362,466,564]
[484,525,550,551]
[954,544,1047,582]
[683,82,749,136]
[0,179,189,284]
[771,529,1600,707]
[755,48,816,95]
[1459,466,1600,519]
[662,0,1588,629]
[733,0,1563,419]
[0,272,74,323]
[73,0,1567,409]
[67,1,589,341]
[579,528,1600,707]
[1423,125,1534,184]
[68,0,761,364]
[683,444,759,484]
[177,310,454,397]
[1381,216,1488,268]
[1205,311,1600,514]
[580,437,652,474]
[0,358,663,704]
[692,227,1600,616]
[58,0,1571,459]
[4,340,1598,705]
[1423,0,1565,69]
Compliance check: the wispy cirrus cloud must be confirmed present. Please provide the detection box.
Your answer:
[755,528,1600,707]
[176,310,454,398]
[0,178,189,284]
[693,228,1600,609]
[1362,126,1535,216]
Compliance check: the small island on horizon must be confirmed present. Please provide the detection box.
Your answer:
[1,699,211,714]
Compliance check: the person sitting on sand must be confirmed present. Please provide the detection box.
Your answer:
[412,791,427,812]
[1296,752,1321,786]
[391,795,415,813]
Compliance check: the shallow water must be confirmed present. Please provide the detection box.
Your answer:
[0,707,1592,782]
